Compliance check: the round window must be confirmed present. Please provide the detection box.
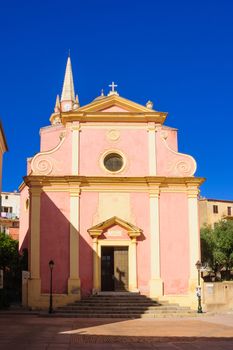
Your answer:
[103,153,124,172]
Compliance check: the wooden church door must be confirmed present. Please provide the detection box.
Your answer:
[101,246,128,291]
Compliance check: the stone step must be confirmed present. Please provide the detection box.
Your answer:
[57,308,192,314]
[73,302,160,306]
[75,298,175,306]
[58,304,189,311]
[55,294,193,319]
[51,312,197,318]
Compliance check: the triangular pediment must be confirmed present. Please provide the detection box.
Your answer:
[88,216,142,238]
[77,94,155,113]
[54,93,168,124]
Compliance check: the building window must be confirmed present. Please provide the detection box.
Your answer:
[5,195,8,200]
[213,205,218,214]
[2,206,13,213]
[103,153,124,172]
[227,207,232,216]
[25,198,29,210]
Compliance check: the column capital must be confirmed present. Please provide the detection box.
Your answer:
[130,237,137,244]
[29,187,42,197]
[70,121,81,131]
[149,189,160,198]
[147,121,156,132]
[69,183,81,197]
[88,229,102,239]
[186,186,199,198]
[71,125,81,132]
[69,189,80,197]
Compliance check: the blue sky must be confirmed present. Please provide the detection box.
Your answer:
[0,0,233,199]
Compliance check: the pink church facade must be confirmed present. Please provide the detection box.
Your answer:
[19,58,204,309]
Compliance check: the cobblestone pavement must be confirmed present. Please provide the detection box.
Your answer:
[0,314,232,349]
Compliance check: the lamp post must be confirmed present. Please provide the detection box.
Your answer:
[48,260,54,314]
[195,260,203,313]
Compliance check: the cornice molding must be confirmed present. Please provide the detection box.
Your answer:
[23,175,205,190]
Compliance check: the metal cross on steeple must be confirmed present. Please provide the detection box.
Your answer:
[108,81,119,96]
[109,81,118,92]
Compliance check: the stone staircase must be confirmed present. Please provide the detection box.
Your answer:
[55,293,197,318]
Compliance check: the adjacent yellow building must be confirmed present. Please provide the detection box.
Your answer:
[199,198,233,228]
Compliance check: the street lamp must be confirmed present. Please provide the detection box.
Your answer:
[48,260,55,314]
[195,260,203,313]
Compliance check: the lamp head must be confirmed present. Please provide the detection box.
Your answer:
[195,260,202,270]
[49,260,55,269]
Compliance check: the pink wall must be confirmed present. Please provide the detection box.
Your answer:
[156,127,178,176]
[79,192,99,296]
[40,191,70,293]
[102,224,130,240]
[100,106,130,112]
[79,128,149,176]
[39,126,72,175]
[40,125,65,151]
[131,193,150,295]
[79,191,150,295]
[159,192,189,294]
[19,186,29,252]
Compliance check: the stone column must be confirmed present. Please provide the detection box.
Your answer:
[71,123,80,175]
[129,237,138,292]
[68,187,81,296]
[149,188,163,298]
[148,122,157,175]
[28,186,42,307]
[187,185,200,291]
[92,237,100,293]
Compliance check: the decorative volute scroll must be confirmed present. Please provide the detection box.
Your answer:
[31,132,66,176]
[157,129,197,177]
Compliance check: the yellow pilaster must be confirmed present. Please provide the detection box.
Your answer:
[149,188,163,298]
[187,185,200,291]
[28,186,42,307]
[148,123,157,175]
[71,123,80,175]
[129,237,138,292]
[68,187,81,296]
[92,237,100,293]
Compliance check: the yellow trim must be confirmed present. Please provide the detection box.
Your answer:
[188,195,200,280]
[29,187,41,280]
[88,216,142,238]
[148,122,157,175]
[71,123,80,175]
[68,190,81,295]
[88,216,141,293]
[24,175,205,188]
[49,95,167,124]
[96,239,138,293]
[81,123,148,129]
[68,94,166,114]
[149,191,163,298]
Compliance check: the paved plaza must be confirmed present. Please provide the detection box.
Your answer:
[0,313,232,349]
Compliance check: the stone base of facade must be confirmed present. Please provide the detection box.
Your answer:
[160,294,198,309]
[68,277,81,295]
[188,277,199,291]
[25,278,81,310]
[149,278,163,298]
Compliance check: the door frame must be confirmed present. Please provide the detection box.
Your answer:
[95,239,137,293]
[88,216,141,294]
[101,245,129,292]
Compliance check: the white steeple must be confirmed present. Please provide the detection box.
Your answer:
[60,56,76,111]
